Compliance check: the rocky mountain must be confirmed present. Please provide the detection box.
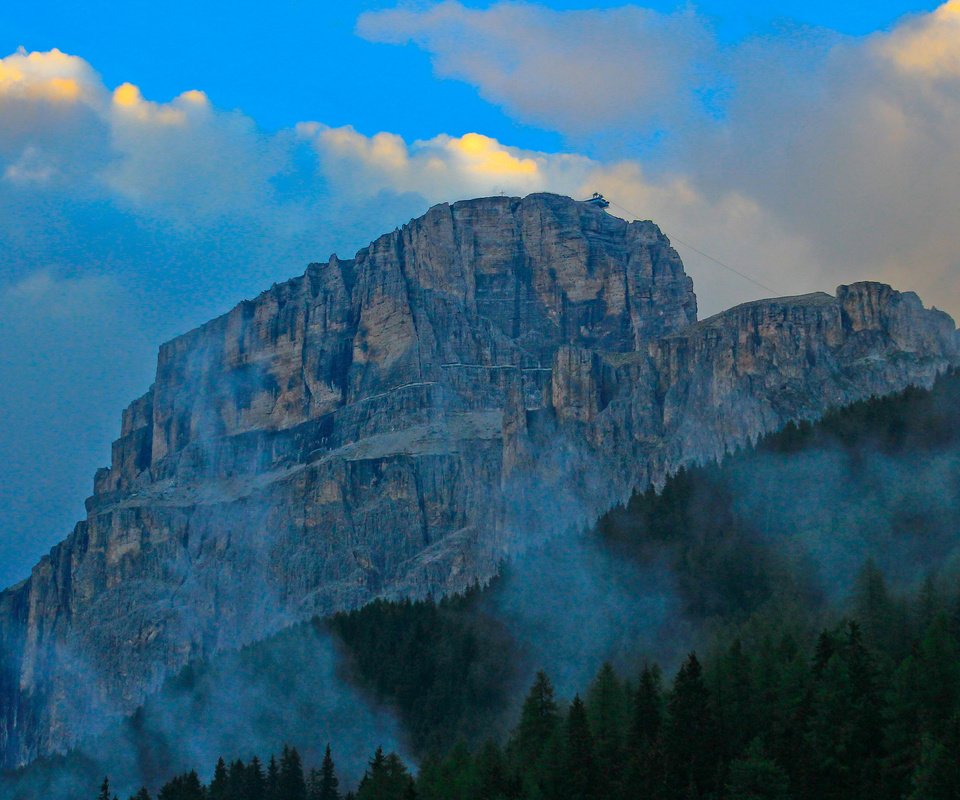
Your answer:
[1,193,957,770]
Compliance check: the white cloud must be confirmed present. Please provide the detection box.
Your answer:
[0,49,292,223]
[104,85,287,221]
[295,122,815,314]
[0,47,102,106]
[880,0,960,79]
[3,145,56,184]
[358,1,960,319]
[298,124,594,201]
[356,1,712,139]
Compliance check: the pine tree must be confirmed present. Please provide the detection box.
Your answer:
[564,695,597,800]
[803,622,882,800]
[586,662,627,798]
[917,574,943,629]
[509,669,563,798]
[129,789,152,800]
[356,747,412,800]
[725,738,790,800]
[916,613,960,737]
[266,755,281,800]
[418,740,476,800]
[883,652,924,798]
[183,771,204,800]
[279,745,308,800]
[315,744,341,800]
[247,756,267,800]
[209,757,229,800]
[228,759,247,799]
[626,664,665,800]
[158,772,205,800]
[907,717,960,800]
[664,653,719,799]
[853,560,896,652]
[630,664,663,747]
[714,639,757,759]
[847,621,884,794]
[404,778,417,800]
[308,769,322,800]
[513,670,561,766]
[474,739,508,800]
[98,777,111,800]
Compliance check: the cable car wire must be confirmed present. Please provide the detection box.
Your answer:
[605,198,782,296]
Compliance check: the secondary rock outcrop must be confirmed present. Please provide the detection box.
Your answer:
[0,193,956,768]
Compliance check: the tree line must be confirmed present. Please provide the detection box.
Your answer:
[97,561,960,800]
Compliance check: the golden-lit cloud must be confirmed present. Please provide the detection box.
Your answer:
[880,0,960,78]
[446,132,538,176]
[178,89,209,105]
[358,1,960,319]
[111,81,141,108]
[3,22,960,319]
[298,123,576,200]
[0,48,278,218]
[111,81,188,124]
[0,47,96,104]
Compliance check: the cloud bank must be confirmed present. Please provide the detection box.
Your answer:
[359,0,960,316]
[356,2,712,140]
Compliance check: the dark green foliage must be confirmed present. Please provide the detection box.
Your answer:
[625,664,666,799]
[310,745,340,800]
[599,369,960,623]
[247,756,266,800]
[279,746,308,800]
[327,587,518,754]
[210,757,229,800]
[474,740,509,800]
[563,696,597,800]
[725,739,790,800]
[585,663,626,796]
[87,564,960,800]
[513,671,560,768]
[157,770,203,800]
[355,748,413,800]
[266,756,279,800]
[56,367,960,800]
[907,717,960,800]
[227,760,247,800]
[630,664,663,748]
[664,653,720,798]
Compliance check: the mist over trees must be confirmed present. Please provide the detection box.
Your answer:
[9,369,960,800]
[105,566,960,800]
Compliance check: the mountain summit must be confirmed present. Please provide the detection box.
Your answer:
[1,193,957,768]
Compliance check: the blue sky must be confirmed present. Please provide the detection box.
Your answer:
[0,1,941,150]
[1,0,959,588]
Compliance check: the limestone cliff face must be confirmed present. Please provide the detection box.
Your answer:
[0,193,956,768]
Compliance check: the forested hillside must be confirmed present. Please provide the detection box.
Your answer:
[108,567,960,799]
[6,370,960,799]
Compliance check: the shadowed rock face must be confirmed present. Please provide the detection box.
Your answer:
[0,193,957,768]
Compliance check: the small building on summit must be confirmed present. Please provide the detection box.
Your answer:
[583,192,610,209]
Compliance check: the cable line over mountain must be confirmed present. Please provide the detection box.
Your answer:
[603,197,782,296]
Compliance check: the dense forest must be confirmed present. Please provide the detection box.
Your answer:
[102,564,960,799]
[7,369,960,799]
